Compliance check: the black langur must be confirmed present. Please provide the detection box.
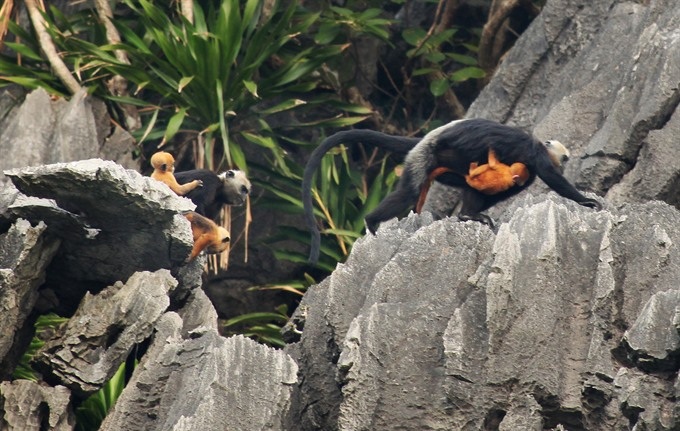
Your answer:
[174,169,251,220]
[303,119,601,263]
[150,152,203,196]
[184,211,230,261]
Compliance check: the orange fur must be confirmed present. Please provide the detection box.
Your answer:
[416,167,453,213]
[150,152,202,196]
[184,211,230,261]
[415,150,530,212]
[465,149,529,195]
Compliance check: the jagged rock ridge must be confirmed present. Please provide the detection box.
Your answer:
[0,160,297,430]
[285,196,680,430]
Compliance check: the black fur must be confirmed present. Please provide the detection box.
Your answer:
[303,119,602,263]
[175,169,250,220]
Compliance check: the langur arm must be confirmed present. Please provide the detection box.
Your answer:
[536,161,602,209]
[172,179,203,196]
[188,233,212,261]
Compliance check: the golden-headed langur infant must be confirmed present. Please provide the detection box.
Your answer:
[150,151,203,196]
[184,211,230,261]
[415,150,530,213]
[465,149,530,195]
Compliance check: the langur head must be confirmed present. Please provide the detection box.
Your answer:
[207,226,231,254]
[150,151,176,173]
[218,170,252,206]
[509,162,530,186]
[543,140,570,172]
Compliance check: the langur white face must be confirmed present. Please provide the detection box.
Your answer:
[544,140,570,172]
[218,170,252,206]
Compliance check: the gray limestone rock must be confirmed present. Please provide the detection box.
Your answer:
[100,310,298,431]
[32,270,178,397]
[4,159,194,305]
[0,219,60,374]
[0,380,74,431]
[0,87,138,184]
[285,196,680,430]
[622,289,680,371]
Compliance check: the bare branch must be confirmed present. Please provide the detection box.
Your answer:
[93,0,141,130]
[478,0,521,76]
[25,0,82,94]
[180,0,193,24]
[94,0,128,65]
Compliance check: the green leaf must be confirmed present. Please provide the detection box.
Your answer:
[402,27,426,46]
[322,228,362,239]
[243,79,259,97]
[315,23,340,45]
[229,141,248,172]
[296,115,369,128]
[241,132,276,149]
[0,77,65,96]
[329,6,353,17]
[430,78,450,96]
[450,66,486,82]
[163,107,187,143]
[446,52,479,66]
[424,51,446,64]
[223,312,288,327]
[4,42,43,61]
[178,76,194,92]
[412,67,438,77]
[255,98,306,115]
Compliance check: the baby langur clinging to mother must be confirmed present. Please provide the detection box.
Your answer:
[302,119,600,263]
[150,151,203,196]
[416,148,532,212]
[466,149,530,194]
[184,211,230,261]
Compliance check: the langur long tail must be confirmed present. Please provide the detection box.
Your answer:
[303,130,422,264]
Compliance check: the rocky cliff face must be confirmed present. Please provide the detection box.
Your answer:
[284,195,680,430]
[284,0,680,429]
[0,161,297,430]
[1,0,679,430]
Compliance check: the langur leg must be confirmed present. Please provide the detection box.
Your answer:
[458,188,495,228]
[188,234,212,261]
[365,186,417,234]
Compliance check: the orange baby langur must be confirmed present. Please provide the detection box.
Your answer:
[415,150,530,213]
[184,211,230,261]
[465,149,529,195]
[150,151,202,196]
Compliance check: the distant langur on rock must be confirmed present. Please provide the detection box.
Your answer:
[302,119,601,263]
[150,152,203,196]
[184,211,230,261]
[174,169,251,220]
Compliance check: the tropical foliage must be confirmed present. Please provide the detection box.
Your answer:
[0,0,540,349]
